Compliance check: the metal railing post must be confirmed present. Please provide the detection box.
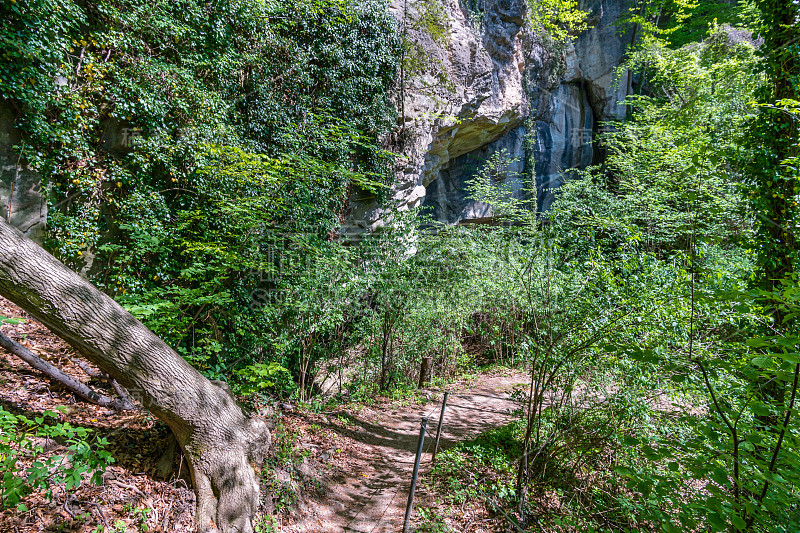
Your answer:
[431,391,449,465]
[403,416,428,533]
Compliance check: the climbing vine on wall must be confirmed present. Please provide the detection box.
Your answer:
[0,0,400,379]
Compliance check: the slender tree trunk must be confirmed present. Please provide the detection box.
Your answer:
[0,220,270,533]
[380,309,391,390]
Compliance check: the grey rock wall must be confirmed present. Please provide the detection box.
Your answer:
[425,125,526,223]
[0,104,47,242]
[344,0,530,233]
[345,0,633,232]
[0,104,140,245]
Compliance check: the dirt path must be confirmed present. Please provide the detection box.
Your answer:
[286,369,528,533]
[0,296,529,532]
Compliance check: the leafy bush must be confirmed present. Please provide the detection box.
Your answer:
[0,407,113,510]
[430,421,522,506]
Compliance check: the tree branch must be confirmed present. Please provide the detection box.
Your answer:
[0,331,135,411]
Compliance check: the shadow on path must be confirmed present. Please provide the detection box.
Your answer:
[286,370,528,533]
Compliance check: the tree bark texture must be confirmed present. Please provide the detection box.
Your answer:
[0,219,270,533]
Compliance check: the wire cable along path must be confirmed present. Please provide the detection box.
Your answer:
[286,370,528,532]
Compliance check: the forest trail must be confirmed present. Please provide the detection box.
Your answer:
[287,370,528,533]
[0,294,528,532]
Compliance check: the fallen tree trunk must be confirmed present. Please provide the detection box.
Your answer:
[0,331,135,410]
[71,358,134,404]
[0,219,270,533]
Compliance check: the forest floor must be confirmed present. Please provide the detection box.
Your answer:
[278,370,527,533]
[0,296,528,532]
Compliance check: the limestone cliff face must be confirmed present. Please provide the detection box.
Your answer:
[345,0,633,232]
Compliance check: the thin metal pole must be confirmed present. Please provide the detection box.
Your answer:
[403,417,428,533]
[431,391,449,465]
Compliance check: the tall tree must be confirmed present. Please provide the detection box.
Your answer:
[747,0,800,419]
[743,0,800,526]
[0,219,270,533]
[751,0,799,289]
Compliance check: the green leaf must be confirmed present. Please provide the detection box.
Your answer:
[614,465,633,477]
[707,512,726,530]
[751,402,772,417]
[731,514,746,531]
[711,468,728,486]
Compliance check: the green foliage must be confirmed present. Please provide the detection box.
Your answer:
[430,421,522,506]
[397,0,454,118]
[669,0,762,47]
[0,0,400,388]
[0,407,113,510]
[122,503,152,532]
[407,4,800,531]
[620,0,698,42]
[598,24,758,253]
[414,0,450,44]
[254,515,282,533]
[466,148,529,218]
[528,0,590,43]
[4,1,798,529]
[744,0,800,288]
[545,4,800,530]
[233,362,293,396]
[259,415,324,518]
[456,148,676,529]
[415,506,451,533]
[607,267,800,531]
[93,519,128,533]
